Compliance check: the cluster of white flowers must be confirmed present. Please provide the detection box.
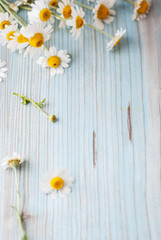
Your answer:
[0,0,152,77]
[0,1,71,77]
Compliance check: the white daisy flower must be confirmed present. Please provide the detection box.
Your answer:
[132,0,151,21]
[7,32,29,53]
[46,0,59,7]
[0,24,18,46]
[0,12,16,30]
[41,169,74,199]
[37,46,71,76]
[93,0,116,30]
[1,152,25,169]
[107,28,126,50]
[57,0,74,29]
[67,5,85,40]
[28,0,54,25]
[0,60,8,82]
[19,22,53,58]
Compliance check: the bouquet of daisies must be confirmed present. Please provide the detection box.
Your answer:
[0,0,151,76]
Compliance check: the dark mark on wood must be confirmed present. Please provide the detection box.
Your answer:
[127,104,132,141]
[93,131,97,168]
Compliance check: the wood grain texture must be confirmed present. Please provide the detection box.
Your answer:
[0,0,161,239]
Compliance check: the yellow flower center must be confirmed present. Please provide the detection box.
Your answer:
[63,5,72,19]
[17,34,29,43]
[47,56,61,68]
[0,20,11,30]
[49,0,58,7]
[97,4,109,19]
[29,33,44,48]
[136,0,149,14]
[8,159,20,168]
[75,16,84,29]
[7,31,15,41]
[114,37,121,46]
[50,177,64,190]
[39,8,51,21]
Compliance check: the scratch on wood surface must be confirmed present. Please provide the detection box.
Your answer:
[159,103,161,189]
[93,131,97,168]
[127,104,132,142]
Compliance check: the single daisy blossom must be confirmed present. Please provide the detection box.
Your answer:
[93,0,116,30]
[41,169,74,198]
[132,0,151,21]
[107,28,126,50]
[1,152,25,169]
[37,46,71,76]
[7,31,29,53]
[0,60,8,82]
[0,12,16,30]
[46,0,59,7]
[67,5,85,40]
[28,0,54,25]
[57,0,74,29]
[0,24,17,46]
[19,22,53,58]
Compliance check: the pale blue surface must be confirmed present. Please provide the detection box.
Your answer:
[0,0,161,239]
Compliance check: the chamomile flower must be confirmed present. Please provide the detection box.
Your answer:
[0,60,7,82]
[57,0,74,29]
[67,5,85,40]
[37,46,71,76]
[19,23,53,58]
[28,0,54,25]
[107,28,126,50]
[46,0,59,7]
[132,0,151,21]
[0,12,16,30]
[93,0,116,30]
[0,24,17,46]
[7,32,29,53]
[41,169,74,199]
[1,152,25,170]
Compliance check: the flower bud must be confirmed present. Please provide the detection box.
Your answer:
[49,114,56,122]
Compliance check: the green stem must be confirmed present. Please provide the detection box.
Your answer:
[51,12,67,21]
[0,3,5,12]
[19,5,31,10]
[13,93,54,121]
[85,22,113,39]
[74,0,93,10]
[124,0,135,4]
[14,168,27,240]
[49,5,57,10]
[18,0,32,7]
[1,0,9,5]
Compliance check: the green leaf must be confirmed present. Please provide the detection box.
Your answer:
[10,205,18,213]
[37,98,46,108]
[21,99,30,105]
[22,234,28,240]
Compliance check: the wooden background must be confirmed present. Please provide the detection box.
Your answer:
[0,0,161,239]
